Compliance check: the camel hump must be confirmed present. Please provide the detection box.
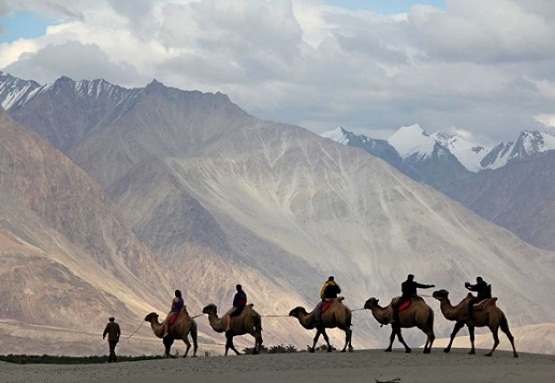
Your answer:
[474,297,497,310]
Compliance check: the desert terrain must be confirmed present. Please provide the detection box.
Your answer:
[0,348,553,383]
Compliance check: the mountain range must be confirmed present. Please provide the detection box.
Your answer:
[323,125,555,252]
[0,72,554,355]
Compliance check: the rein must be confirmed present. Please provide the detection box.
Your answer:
[120,320,144,342]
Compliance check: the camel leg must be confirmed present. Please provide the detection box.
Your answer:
[340,327,353,352]
[484,326,500,357]
[385,327,395,352]
[395,327,411,353]
[163,336,175,358]
[191,323,198,357]
[225,333,241,356]
[250,331,263,354]
[417,325,435,354]
[182,337,191,358]
[321,330,332,352]
[500,316,518,358]
[467,325,476,355]
[310,329,322,353]
[445,321,464,353]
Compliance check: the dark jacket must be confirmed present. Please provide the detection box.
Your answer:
[233,290,247,308]
[322,282,341,299]
[103,322,121,342]
[401,280,434,299]
[466,280,491,301]
[171,297,184,313]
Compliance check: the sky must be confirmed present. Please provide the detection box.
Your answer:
[1,0,555,145]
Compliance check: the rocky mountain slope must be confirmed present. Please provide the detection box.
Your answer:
[0,74,554,354]
[324,125,555,251]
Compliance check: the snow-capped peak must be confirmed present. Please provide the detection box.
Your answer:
[321,126,350,144]
[0,71,41,110]
[388,124,435,160]
[431,131,489,172]
[481,130,555,169]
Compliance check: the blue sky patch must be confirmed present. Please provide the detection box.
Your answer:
[0,11,52,43]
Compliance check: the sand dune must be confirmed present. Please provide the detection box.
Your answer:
[0,349,553,383]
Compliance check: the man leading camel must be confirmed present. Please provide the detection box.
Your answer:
[102,316,120,363]
[464,276,492,325]
[392,274,434,324]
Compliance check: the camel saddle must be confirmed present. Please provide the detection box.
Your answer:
[318,297,344,314]
[392,296,423,312]
[472,297,497,311]
[168,312,179,326]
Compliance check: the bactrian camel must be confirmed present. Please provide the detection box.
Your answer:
[432,289,518,357]
[202,303,263,355]
[364,296,435,353]
[144,306,198,358]
[289,297,353,353]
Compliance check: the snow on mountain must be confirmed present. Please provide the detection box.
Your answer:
[481,130,555,169]
[387,124,436,161]
[0,72,41,110]
[321,126,351,144]
[431,131,488,172]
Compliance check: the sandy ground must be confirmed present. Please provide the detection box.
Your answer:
[0,348,553,383]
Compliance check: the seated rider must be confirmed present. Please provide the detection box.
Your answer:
[464,276,491,325]
[225,284,247,332]
[317,276,341,325]
[392,274,434,324]
[162,289,184,337]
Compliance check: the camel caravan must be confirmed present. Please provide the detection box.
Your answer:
[143,275,518,358]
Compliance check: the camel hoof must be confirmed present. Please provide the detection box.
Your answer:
[514,353,519,358]
[348,347,354,353]
[327,348,332,353]
[484,353,492,357]
[423,349,431,354]
[384,348,392,353]
[443,348,451,353]
[468,350,475,355]
[405,348,412,354]
[309,348,315,353]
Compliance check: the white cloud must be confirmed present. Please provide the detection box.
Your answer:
[0,0,554,142]
[535,114,555,129]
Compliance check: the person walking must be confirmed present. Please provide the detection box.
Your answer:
[102,316,121,363]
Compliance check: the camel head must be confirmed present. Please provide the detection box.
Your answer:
[432,289,449,301]
[202,304,218,315]
[144,312,159,322]
[288,307,307,318]
[364,297,379,309]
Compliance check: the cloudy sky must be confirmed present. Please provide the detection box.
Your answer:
[1,0,555,145]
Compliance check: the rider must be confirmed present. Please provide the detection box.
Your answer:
[392,274,434,324]
[464,276,492,325]
[162,289,184,337]
[317,276,341,325]
[225,284,247,332]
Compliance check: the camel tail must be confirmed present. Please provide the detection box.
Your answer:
[191,321,199,348]
[427,307,435,330]
[499,313,510,335]
[346,309,353,328]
